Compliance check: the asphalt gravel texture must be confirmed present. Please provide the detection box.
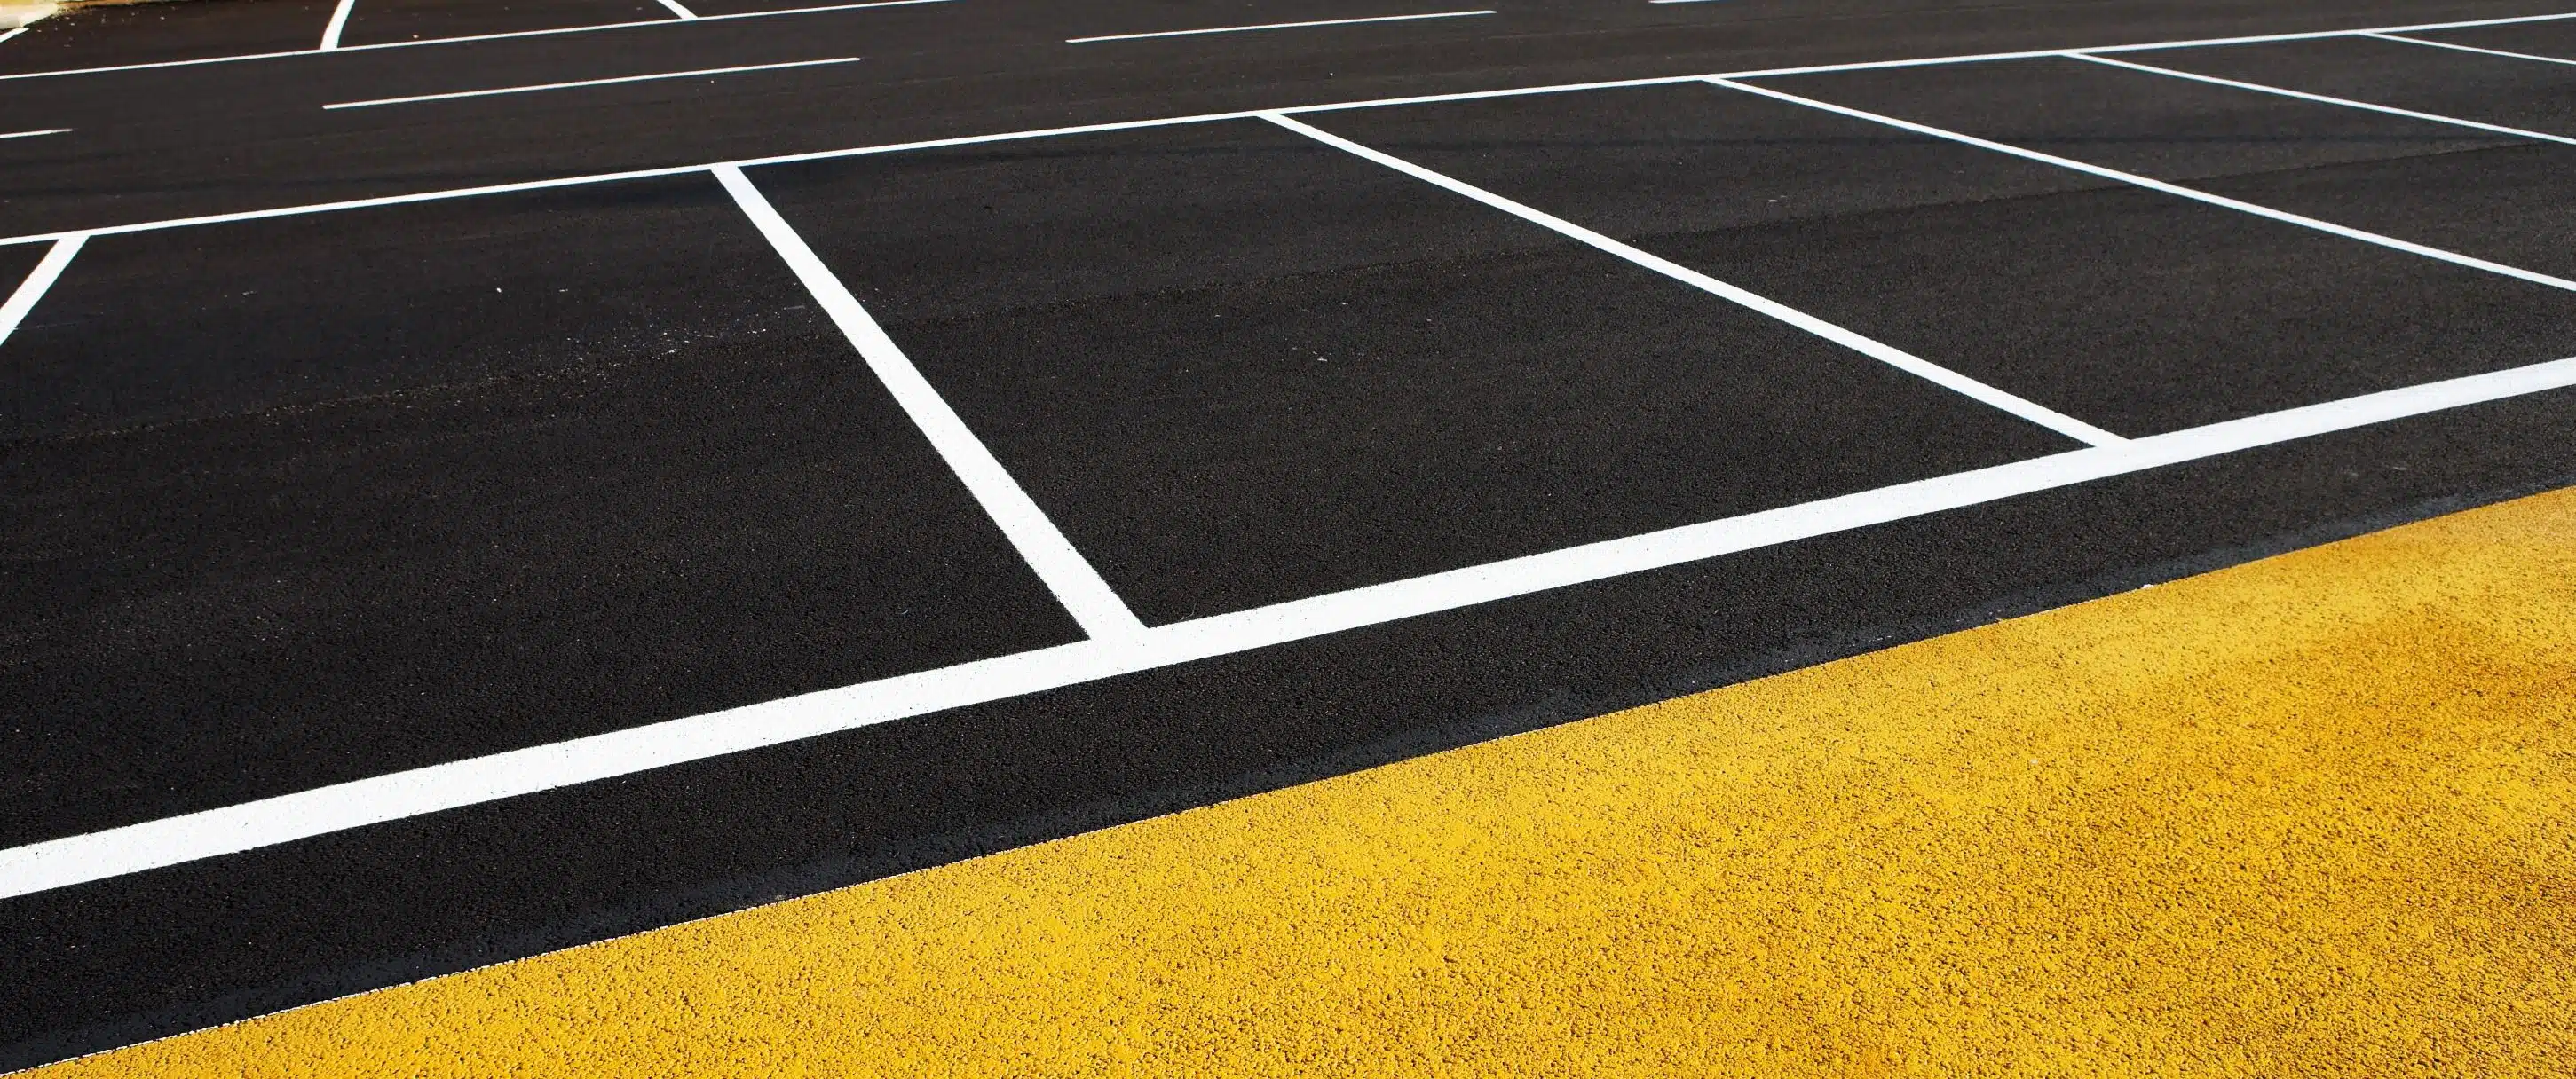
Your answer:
[6,0,2576,1068]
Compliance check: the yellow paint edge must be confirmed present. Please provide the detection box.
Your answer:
[30,487,2576,1077]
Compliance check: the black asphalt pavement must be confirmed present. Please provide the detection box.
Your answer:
[7,0,2576,1069]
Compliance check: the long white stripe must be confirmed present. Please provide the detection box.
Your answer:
[713,165,1147,641]
[0,232,83,349]
[1259,112,2127,446]
[657,0,700,18]
[318,0,356,50]
[1710,77,2576,295]
[0,0,952,80]
[1068,10,1494,43]
[2070,52,2576,146]
[0,113,1268,249]
[6,7,2576,244]
[0,28,26,47]
[2364,31,2576,67]
[0,4,2568,83]
[0,127,69,140]
[5,353,2572,899]
[323,56,858,109]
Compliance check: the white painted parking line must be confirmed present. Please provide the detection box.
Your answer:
[2364,31,2576,67]
[0,0,952,81]
[2071,52,2576,147]
[1067,9,1495,43]
[1259,111,2127,447]
[319,0,356,50]
[0,27,25,47]
[4,8,2572,244]
[321,56,860,109]
[0,232,84,350]
[7,348,2571,900]
[658,0,701,18]
[714,164,1150,642]
[1711,77,2576,296]
[0,127,69,141]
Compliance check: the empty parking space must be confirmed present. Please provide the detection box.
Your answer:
[2401,18,2576,61]
[1309,83,2576,435]
[749,118,2075,624]
[336,0,680,47]
[14,3,2576,1072]
[0,175,1079,847]
[1744,57,2576,281]
[2130,35,2576,139]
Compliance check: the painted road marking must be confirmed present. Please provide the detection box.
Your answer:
[1712,77,2576,295]
[0,3,2552,83]
[319,0,355,50]
[2071,52,2576,147]
[6,6,2572,246]
[0,0,952,81]
[0,233,83,350]
[4,350,2573,900]
[0,27,24,47]
[27,483,2576,1075]
[2364,30,2576,67]
[1260,112,2127,446]
[1066,10,1496,44]
[0,127,69,140]
[321,56,861,109]
[657,0,700,19]
[713,164,1148,642]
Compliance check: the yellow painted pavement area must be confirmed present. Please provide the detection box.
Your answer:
[32,487,2576,1076]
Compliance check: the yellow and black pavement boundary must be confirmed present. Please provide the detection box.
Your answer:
[28,484,2576,1077]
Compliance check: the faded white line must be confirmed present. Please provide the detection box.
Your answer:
[1068,9,1494,43]
[5,7,2576,243]
[322,56,858,109]
[1711,76,2576,295]
[2071,51,2576,146]
[0,28,25,47]
[1260,111,2125,445]
[318,0,356,50]
[0,0,951,80]
[2363,30,2576,67]
[714,164,1147,641]
[0,232,83,349]
[657,0,700,18]
[0,127,69,140]
[6,354,2572,899]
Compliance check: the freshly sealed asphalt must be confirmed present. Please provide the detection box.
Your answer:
[6,0,2576,1069]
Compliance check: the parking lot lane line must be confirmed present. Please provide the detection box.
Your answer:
[0,113,1271,248]
[712,163,1146,642]
[657,0,699,17]
[319,0,356,49]
[0,127,67,140]
[2364,31,2576,67]
[1256,111,2127,447]
[1711,77,2576,297]
[0,28,23,46]
[6,350,2573,901]
[0,1,949,81]
[0,232,83,349]
[1067,10,1495,43]
[9,347,2576,901]
[0,5,2562,85]
[2070,52,2576,146]
[321,55,859,109]
[10,9,2576,238]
